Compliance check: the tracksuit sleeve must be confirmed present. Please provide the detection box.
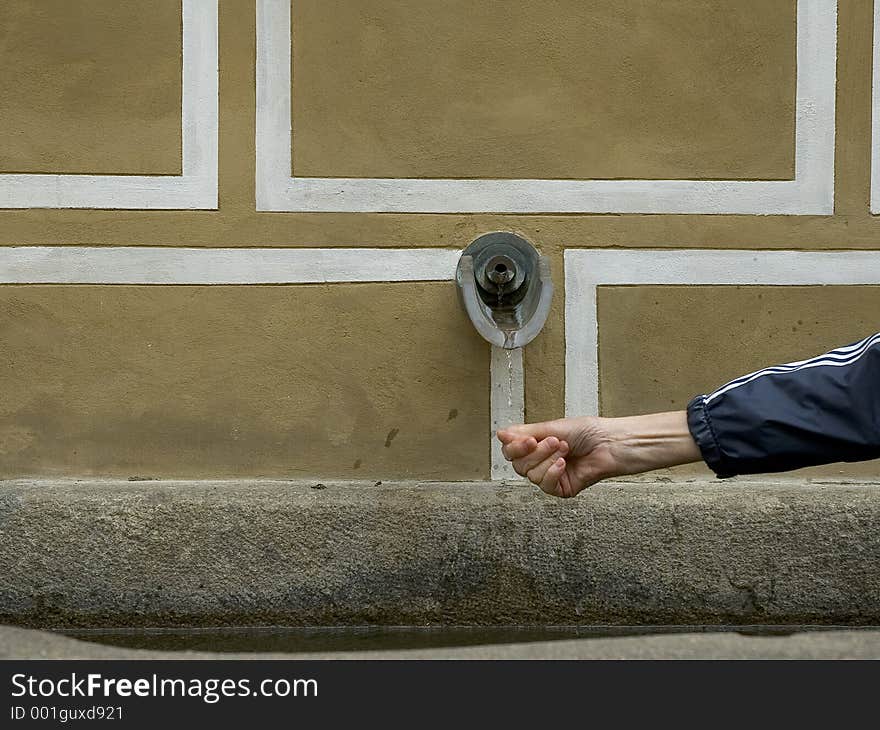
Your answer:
[686,332,880,478]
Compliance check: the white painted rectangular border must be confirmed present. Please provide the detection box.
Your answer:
[0,246,459,284]
[872,0,880,213]
[0,0,218,210]
[257,0,835,214]
[0,246,523,480]
[565,249,880,417]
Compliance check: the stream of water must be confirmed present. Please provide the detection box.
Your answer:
[506,348,514,409]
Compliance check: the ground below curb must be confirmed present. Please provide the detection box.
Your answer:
[2,624,879,660]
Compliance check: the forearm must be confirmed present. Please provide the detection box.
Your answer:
[600,411,701,476]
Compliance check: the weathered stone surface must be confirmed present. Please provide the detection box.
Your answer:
[0,479,878,627]
[2,625,879,660]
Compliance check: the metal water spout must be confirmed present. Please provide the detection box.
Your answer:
[456,232,553,349]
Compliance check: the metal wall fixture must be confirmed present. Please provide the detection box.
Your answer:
[456,232,553,349]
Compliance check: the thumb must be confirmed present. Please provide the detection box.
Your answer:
[503,419,573,443]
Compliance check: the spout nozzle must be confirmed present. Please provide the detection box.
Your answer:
[456,232,553,349]
[486,255,516,288]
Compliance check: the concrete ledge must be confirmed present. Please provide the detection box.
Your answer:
[1,479,879,627]
[3,625,880,660]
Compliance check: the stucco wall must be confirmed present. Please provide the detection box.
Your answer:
[0,0,877,479]
[0,284,487,479]
[0,0,182,175]
[289,0,796,180]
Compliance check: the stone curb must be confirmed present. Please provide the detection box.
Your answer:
[1,479,878,627]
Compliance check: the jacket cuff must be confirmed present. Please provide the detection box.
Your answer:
[686,395,735,478]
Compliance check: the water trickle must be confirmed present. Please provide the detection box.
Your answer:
[506,348,514,408]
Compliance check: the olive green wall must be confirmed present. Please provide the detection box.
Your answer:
[290,0,795,180]
[0,0,182,175]
[0,284,487,479]
[0,1,877,479]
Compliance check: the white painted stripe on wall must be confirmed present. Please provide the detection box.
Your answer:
[490,346,525,480]
[872,0,880,213]
[180,0,219,198]
[564,249,880,418]
[0,0,218,210]
[255,0,291,213]
[0,247,461,284]
[257,0,836,214]
[0,245,525,481]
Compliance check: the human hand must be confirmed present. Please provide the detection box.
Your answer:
[497,412,700,497]
[496,417,619,498]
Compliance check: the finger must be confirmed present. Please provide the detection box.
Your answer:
[539,458,566,497]
[557,469,572,499]
[496,429,515,444]
[561,466,600,498]
[513,436,560,476]
[557,467,580,498]
[524,443,568,484]
[501,436,538,461]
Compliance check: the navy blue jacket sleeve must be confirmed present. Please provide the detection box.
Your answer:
[686,332,880,478]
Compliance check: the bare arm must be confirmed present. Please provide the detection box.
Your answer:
[497,411,700,498]
[499,331,880,497]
